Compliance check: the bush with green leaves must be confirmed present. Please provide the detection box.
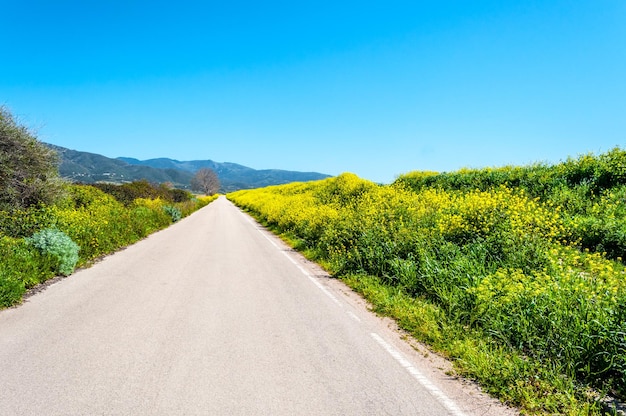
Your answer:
[163,205,182,222]
[0,235,56,307]
[0,106,66,210]
[27,228,80,276]
[93,180,193,206]
[0,182,218,308]
[228,170,626,414]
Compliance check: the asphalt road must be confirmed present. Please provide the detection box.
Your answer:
[0,196,516,415]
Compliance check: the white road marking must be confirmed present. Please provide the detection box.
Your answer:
[238,207,467,416]
[370,333,468,416]
[347,311,362,322]
[243,210,343,307]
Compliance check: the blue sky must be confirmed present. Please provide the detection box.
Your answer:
[1,1,625,183]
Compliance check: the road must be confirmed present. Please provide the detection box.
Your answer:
[0,196,516,415]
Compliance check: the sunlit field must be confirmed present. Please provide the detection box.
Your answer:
[229,148,626,415]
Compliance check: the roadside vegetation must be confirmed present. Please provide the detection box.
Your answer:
[228,148,626,415]
[0,107,217,308]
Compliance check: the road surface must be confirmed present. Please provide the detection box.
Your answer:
[0,196,516,415]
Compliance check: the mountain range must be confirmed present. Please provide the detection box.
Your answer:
[47,144,331,192]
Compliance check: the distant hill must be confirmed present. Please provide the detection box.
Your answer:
[118,157,331,192]
[47,144,331,192]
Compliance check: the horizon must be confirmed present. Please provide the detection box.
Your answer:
[47,143,626,184]
[50,141,623,182]
[2,1,625,183]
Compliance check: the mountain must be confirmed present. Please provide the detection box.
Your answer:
[48,144,331,192]
[118,157,331,192]
[48,145,194,188]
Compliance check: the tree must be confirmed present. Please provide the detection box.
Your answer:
[0,107,65,209]
[191,168,220,195]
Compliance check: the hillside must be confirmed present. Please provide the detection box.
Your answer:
[119,157,331,192]
[49,145,194,188]
[48,144,331,191]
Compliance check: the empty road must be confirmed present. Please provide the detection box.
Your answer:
[0,197,515,415]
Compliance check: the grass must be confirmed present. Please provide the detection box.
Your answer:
[228,149,626,415]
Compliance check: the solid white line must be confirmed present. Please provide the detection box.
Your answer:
[370,333,468,416]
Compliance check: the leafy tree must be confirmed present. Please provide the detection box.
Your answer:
[191,168,220,195]
[0,107,65,209]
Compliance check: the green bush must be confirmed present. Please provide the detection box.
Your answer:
[92,180,192,206]
[0,235,60,307]
[228,170,626,413]
[0,107,67,210]
[0,205,57,238]
[0,271,25,308]
[395,147,626,198]
[0,184,218,309]
[163,205,182,222]
[27,228,80,276]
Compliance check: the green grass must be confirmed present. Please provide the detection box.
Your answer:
[228,151,626,415]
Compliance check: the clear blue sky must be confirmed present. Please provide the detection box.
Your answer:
[1,1,624,183]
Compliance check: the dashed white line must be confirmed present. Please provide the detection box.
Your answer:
[347,311,362,322]
[242,210,342,307]
[370,333,468,416]
[238,207,467,416]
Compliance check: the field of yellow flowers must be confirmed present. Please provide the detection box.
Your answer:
[0,183,217,308]
[228,148,626,415]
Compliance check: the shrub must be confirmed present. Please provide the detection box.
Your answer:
[228,169,626,413]
[163,205,182,222]
[0,106,66,209]
[26,228,80,276]
[0,271,25,308]
[0,205,57,238]
[93,180,193,206]
[0,235,59,307]
[0,184,218,309]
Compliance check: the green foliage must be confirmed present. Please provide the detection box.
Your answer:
[0,235,56,307]
[228,156,626,414]
[168,187,193,203]
[26,228,80,276]
[395,147,626,200]
[395,148,626,263]
[0,184,218,308]
[162,205,182,222]
[92,180,192,206]
[0,106,66,209]
[0,205,57,238]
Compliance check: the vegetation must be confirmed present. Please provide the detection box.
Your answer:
[228,148,626,415]
[54,144,330,192]
[0,107,66,209]
[0,107,219,308]
[26,228,80,276]
[92,180,192,206]
[0,184,217,307]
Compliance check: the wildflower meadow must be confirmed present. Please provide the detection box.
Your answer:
[228,148,626,415]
